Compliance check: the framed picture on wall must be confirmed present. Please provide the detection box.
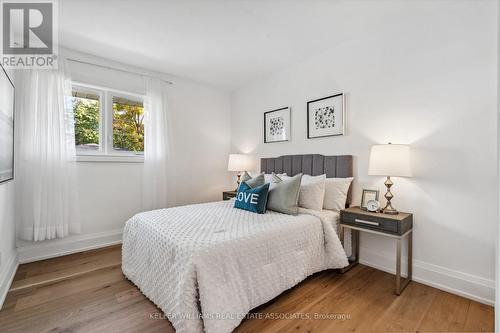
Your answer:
[307,93,345,139]
[0,65,14,184]
[264,107,291,143]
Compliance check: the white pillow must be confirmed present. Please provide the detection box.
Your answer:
[298,174,326,211]
[323,177,354,211]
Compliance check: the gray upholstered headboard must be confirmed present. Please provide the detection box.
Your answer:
[261,154,354,206]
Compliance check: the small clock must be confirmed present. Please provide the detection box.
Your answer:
[366,199,380,212]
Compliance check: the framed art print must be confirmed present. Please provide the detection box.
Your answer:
[307,93,345,139]
[264,107,291,143]
[0,65,14,184]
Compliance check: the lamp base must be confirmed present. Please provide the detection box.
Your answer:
[382,176,399,215]
[382,205,399,215]
[235,173,241,191]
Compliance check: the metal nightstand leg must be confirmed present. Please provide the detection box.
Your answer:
[340,226,359,273]
[395,230,412,295]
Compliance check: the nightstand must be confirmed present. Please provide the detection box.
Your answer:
[339,206,413,295]
[222,190,237,201]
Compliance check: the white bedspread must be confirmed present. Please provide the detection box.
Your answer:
[122,200,348,333]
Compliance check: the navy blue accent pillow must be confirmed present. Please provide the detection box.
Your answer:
[234,182,270,214]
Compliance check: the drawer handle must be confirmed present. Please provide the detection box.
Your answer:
[354,219,380,226]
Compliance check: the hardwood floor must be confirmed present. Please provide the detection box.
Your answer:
[0,245,494,333]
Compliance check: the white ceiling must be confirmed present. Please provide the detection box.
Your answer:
[60,1,397,90]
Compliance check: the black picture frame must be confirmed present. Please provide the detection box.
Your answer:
[264,106,291,143]
[307,92,345,139]
[0,64,15,184]
[360,189,379,210]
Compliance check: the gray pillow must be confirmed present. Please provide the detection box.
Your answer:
[240,171,252,183]
[239,173,265,189]
[267,173,302,215]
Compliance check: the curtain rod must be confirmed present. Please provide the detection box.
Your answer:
[65,58,174,85]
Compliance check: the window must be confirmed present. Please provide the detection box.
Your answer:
[112,96,144,152]
[72,90,100,152]
[71,84,144,161]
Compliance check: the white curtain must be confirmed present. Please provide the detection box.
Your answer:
[16,61,80,241]
[142,78,170,210]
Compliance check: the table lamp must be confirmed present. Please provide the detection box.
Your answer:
[368,143,412,215]
[228,154,253,190]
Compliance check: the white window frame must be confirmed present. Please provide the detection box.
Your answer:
[72,82,145,163]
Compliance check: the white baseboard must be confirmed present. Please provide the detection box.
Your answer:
[17,228,123,264]
[359,246,495,306]
[0,252,18,310]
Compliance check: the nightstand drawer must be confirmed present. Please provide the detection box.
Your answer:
[341,212,399,233]
[340,208,412,235]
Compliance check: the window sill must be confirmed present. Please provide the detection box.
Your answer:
[76,154,144,163]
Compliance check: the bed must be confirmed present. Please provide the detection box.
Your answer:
[122,154,353,333]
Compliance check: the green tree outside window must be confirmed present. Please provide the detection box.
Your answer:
[113,102,144,152]
[73,97,99,148]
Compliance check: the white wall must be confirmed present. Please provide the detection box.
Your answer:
[17,50,232,261]
[231,1,497,304]
[0,182,15,271]
[0,69,17,307]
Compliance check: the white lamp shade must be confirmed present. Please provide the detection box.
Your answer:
[228,154,253,172]
[368,144,412,177]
